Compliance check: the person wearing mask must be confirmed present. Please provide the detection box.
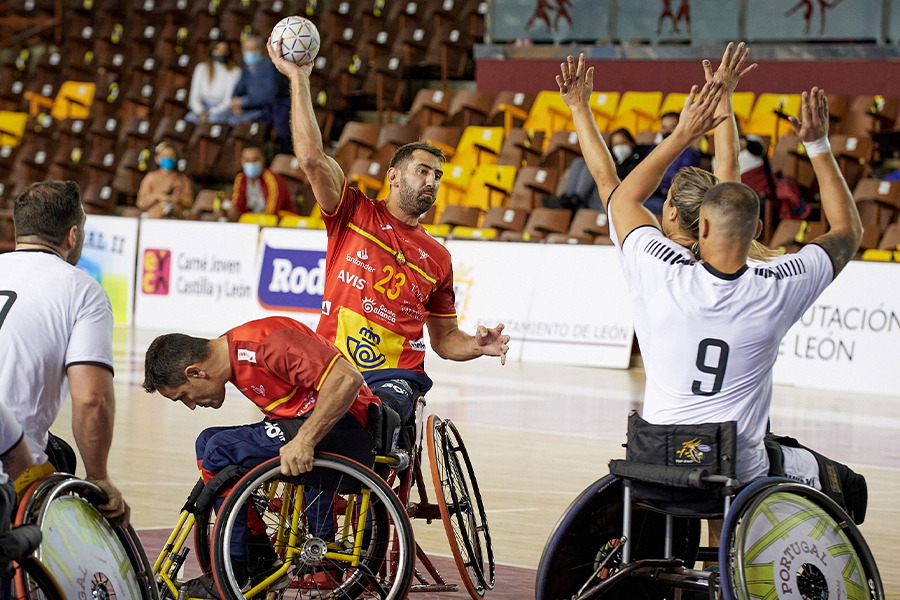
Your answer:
[609,128,649,180]
[136,144,194,218]
[227,36,288,125]
[645,111,701,214]
[186,41,242,124]
[231,146,297,216]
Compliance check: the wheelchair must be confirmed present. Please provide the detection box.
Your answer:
[536,412,884,600]
[13,473,159,600]
[153,397,494,600]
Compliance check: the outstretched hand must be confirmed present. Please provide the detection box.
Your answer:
[674,81,730,140]
[475,323,510,365]
[788,87,829,142]
[556,53,593,111]
[703,42,757,92]
[267,38,314,80]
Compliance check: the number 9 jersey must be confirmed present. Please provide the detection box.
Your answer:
[316,182,457,378]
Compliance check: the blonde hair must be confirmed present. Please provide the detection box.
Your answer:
[668,167,782,262]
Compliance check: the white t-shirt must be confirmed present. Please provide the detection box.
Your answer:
[0,250,114,465]
[608,199,833,483]
[0,402,24,485]
[188,61,242,116]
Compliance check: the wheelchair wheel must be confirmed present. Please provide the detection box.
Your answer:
[13,557,65,600]
[192,469,248,577]
[210,454,414,600]
[721,478,883,600]
[16,477,159,600]
[536,475,701,600]
[427,415,495,599]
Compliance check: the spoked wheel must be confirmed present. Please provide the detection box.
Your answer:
[12,557,66,600]
[427,415,495,599]
[536,475,700,600]
[721,478,883,600]
[16,478,159,600]
[210,454,414,600]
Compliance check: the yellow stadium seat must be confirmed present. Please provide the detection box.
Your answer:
[609,92,663,136]
[658,93,688,119]
[238,213,279,227]
[433,164,473,221]
[465,165,517,211]
[732,92,755,128]
[449,226,497,240]
[743,93,801,141]
[454,127,504,167]
[523,91,574,137]
[0,111,28,147]
[52,81,95,121]
[376,176,391,200]
[423,223,451,237]
[589,92,619,131]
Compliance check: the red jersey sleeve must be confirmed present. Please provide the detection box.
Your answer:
[426,265,457,318]
[232,173,248,214]
[256,329,344,391]
[323,180,365,238]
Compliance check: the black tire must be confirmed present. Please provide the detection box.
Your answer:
[427,416,495,599]
[211,454,414,600]
[14,557,65,600]
[192,471,245,577]
[720,479,883,600]
[536,475,701,600]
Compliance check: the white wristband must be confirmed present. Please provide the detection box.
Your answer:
[803,136,831,158]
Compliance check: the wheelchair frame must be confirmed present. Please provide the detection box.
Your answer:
[152,396,495,600]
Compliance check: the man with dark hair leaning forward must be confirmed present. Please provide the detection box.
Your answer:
[559,53,865,522]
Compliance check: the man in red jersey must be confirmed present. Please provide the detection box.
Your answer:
[268,40,509,421]
[143,316,381,594]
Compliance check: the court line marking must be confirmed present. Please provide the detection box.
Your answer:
[485,508,540,513]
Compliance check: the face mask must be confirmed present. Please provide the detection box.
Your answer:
[212,54,228,63]
[243,51,262,66]
[159,157,176,171]
[243,162,263,178]
[611,144,632,164]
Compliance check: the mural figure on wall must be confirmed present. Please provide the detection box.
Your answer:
[526,0,574,33]
[785,0,845,35]
[657,0,692,35]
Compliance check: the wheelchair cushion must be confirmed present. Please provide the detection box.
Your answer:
[367,399,402,455]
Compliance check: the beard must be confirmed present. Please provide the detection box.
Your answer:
[398,176,436,216]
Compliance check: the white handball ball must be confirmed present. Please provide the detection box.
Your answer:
[270,16,320,66]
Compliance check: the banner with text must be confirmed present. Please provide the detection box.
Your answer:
[77,215,139,325]
[773,261,900,396]
[134,220,260,333]
[447,241,634,368]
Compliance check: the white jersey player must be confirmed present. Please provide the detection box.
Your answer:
[0,181,128,522]
[558,56,861,484]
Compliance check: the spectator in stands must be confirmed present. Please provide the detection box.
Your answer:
[136,144,194,219]
[185,41,242,124]
[609,128,649,180]
[646,111,702,214]
[231,146,296,216]
[226,36,289,126]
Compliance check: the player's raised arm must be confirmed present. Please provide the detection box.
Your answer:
[706,42,757,183]
[557,53,620,206]
[789,88,862,275]
[425,317,509,365]
[613,81,729,246]
[268,38,345,214]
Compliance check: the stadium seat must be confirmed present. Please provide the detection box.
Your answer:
[111,146,153,202]
[497,128,544,168]
[825,94,850,132]
[480,205,528,234]
[743,93,801,142]
[465,164,517,211]
[523,91,573,139]
[421,125,463,160]
[333,121,380,172]
[853,178,900,249]
[767,219,826,253]
[658,92,688,120]
[589,91,619,132]
[731,92,756,128]
[830,134,872,190]
[507,166,557,210]
[347,158,387,197]
[454,126,504,167]
[446,90,494,128]
[82,182,118,214]
[488,91,535,132]
[840,95,898,138]
[433,163,473,217]
[239,213,279,227]
[50,81,95,121]
[878,222,900,251]
[500,207,572,242]
[609,92,663,136]
[0,111,27,147]
[184,122,229,179]
[373,123,421,165]
[408,88,452,129]
[546,208,611,245]
[438,205,480,228]
[541,129,583,180]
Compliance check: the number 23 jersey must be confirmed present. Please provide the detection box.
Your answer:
[317,183,457,375]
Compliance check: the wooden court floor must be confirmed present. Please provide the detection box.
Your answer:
[48,327,900,596]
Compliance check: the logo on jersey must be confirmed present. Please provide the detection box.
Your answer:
[675,438,712,465]
[357,248,368,260]
[322,300,331,315]
[264,421,286,442]
[418,249,429,260]
[347,327,387,369]
[409,338,426,351]
[381,225,392,231]
[257,245,326,311]
[345,252,375,273]
[142,249,171,295]
[338,269,366,290]
[395,251,407,266]
[363,297,396,323]
[251,384,266,396]
[237,349,257,363]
